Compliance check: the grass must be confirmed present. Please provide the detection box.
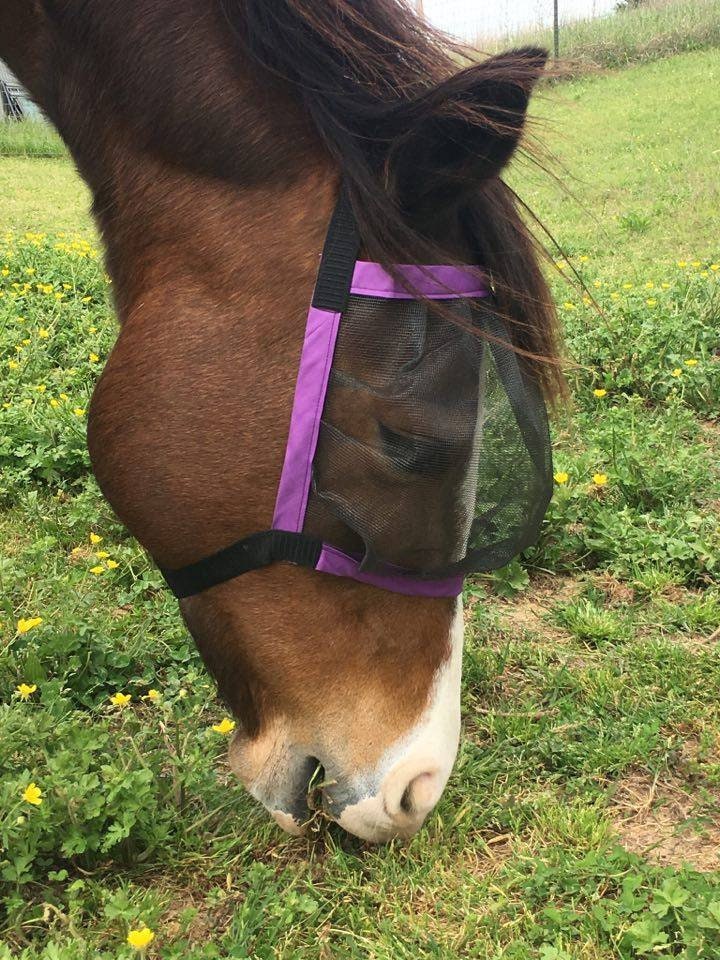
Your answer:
[0,120,66,159]
[1,48,720,959]
[483,0,720,74]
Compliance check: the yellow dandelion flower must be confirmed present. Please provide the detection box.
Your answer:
[563,301,576,311]
[59,393,69,401]
[50,398,59,408]
[593,388,608,398]
[109,692,132,707]
[593,280,602,288]
[106,559,119,570]
[700,271,709,278]
[90,532,103,544]
[89,564,105,575]
[711,264,719,272]
[677,260,687,268]
[579,255,589,263]
[684,358,699,367]
[8,360,19,370]
[17,617,43,634]
[35,384,46,393]
[691,260,701,267]
[143,689,161,702]
[22,783,43,806]
[592,473,609,487]
[38,328,49,338]
[95,550,110,559]
[89,325,97,332]
[16,683,38,700]
[73,407,85,417]
[127,928,155,950]
[89,353,99,363]
[211,717,236,735]
[645,281,654,289]
[671,368,682,377]
[554,472,569,485]
[646,298,657,306]
[2,402,11,409]
[622,283,633,290]
[22,338,31,346]
[661,282,671,289]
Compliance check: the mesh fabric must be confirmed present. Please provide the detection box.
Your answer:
[303,293,552,579]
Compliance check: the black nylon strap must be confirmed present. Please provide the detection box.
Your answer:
[311,186,361,312]
[160,530,323,599]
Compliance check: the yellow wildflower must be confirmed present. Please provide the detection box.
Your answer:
[38,328,49,338]
[89,325,97,332]
[593,280,602,288]
[73,407,85,417]
[106,559,119,570]
[661,282,671,289]
[593,388,607,398]
[563,301,576,311]
[684,359,699,367]
[110,692,132,707]
[622,283,633,290]
[610,293,620,301]
[50,398,59,408]
[671,368,682,378]
[677,261,687,268]
[22,783,43,806]
[212,717,236,735]
[8,360,19,370]
[90,532,103,544]
[127,928,155,950]
[700,271,709,278]
[592,473,609,487]
[59,393,69,401]
[89,565,105,575]
[22,338,31,346]
[16,683,38,700]
[646,298,657,306]
[35,384,46,393]
[89,352,99,363]
[143,689,161,702]
[691,260,701,267]
[17,617,43,634]
[645,281,654,289]
[579,255,589,263]
[554,472,569,485]
[95,550,110,559]
[710,264,719,272]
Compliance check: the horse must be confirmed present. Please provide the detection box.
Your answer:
[2,0,562,843]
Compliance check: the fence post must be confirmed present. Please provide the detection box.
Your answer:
[553,0,560,58]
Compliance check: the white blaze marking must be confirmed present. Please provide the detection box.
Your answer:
[336,597,464,841]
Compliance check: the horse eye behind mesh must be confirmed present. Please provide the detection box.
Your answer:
[378,422,449,477]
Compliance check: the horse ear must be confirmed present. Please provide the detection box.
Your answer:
[390,47,548,216]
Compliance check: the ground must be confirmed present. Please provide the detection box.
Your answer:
[1,48,719,960]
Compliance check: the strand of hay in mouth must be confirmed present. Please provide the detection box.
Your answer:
[610,771,720,872]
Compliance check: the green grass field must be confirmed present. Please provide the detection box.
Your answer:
[1,48,719,959]
[484,0,720,72]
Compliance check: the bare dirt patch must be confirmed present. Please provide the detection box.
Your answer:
[611,771,720,872]
[495,574,583,642]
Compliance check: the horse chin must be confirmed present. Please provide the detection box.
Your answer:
[227,599,464,844]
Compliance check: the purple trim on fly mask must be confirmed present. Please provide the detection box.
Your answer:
[272,307,342,532]
[350,261,491,300]
[315,544,465,598]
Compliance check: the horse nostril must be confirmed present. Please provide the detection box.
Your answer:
[399,784,414,814]
[395,771,439,820]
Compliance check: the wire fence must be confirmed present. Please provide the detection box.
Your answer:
[417,0,619,42]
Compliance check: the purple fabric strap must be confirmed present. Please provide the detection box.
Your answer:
[272,307,341,532]
[316,544,464,598]
[351,261,490,300]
